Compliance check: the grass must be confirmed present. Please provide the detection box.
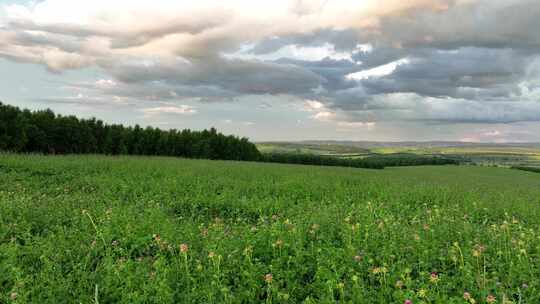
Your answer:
[1,154,540,303]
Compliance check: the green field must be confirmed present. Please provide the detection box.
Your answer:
[1,155,540,303]
[258,142,540,168]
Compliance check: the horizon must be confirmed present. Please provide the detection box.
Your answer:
[2,0,540,142]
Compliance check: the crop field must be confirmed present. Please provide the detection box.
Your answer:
[1,154,540,303]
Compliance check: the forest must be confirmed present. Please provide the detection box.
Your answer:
[0,102,261,161]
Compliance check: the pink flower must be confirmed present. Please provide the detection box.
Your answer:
[180,243,189,253]
[486,295,496,303]
[430,272,439,283]
[404,300,413,304]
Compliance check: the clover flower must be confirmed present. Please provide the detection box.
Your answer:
[486,295,496,303]
[180,243,189,253]
[430,272,439,283]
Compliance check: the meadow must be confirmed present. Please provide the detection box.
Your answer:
[1,154,540,303]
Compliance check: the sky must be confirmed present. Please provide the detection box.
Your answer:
[1,0,540,142]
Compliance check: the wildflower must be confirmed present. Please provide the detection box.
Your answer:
[10,292,18,300]
[429,272,439,283]
[423,224,430,231]
[243,246,253,256]
[372,267,381,274]
[180,243,189,253]
[463,292,472,300]
[208,251,216,259]
[111,240,118,246]
[486,295,496,303]
[417,288,427,298]
[522,283,529,289]
[395,280,404,289]
[153,234,161,242]
[200,228,209,237]
[414,234,421,241]
[337,282,345,289]
[404,300,412,304]
[273,239,284,248]
[264,273,273,283]
[354,255,362,262]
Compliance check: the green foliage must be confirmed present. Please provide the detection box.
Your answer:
[262,152,459,169]
[0,102,260,161]
[511,166,540,173]
[1,155,540,303]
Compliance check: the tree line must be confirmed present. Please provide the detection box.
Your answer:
[0,102,261,161]
[262,152,459,170]
[511,166,540,174]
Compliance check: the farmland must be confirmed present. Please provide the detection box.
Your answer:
[1,154,540,303]
[258,142,540,168]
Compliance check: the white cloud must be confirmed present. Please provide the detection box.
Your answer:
[0,0,455,69]
[482,130,502,137]
[226,43,355,62]
[303,99,325,111]
[346,58,409,81]
[95,79,117,87]
[337,121,375,129]
[140,105,197,116]
[312,111,336,121]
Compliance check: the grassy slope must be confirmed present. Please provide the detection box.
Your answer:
[1,155,540,303]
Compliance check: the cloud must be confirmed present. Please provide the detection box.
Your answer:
[312,111,335,121]
[337,121,376,129]
[140,105,197,116]
[1,0,540,127]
